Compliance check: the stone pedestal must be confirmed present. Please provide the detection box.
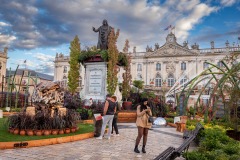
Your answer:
[83,62,107,101]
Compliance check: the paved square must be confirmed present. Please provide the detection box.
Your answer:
[0,123,186,160]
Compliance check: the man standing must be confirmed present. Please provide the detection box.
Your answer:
[96,94,116,140]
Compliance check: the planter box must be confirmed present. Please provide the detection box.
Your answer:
[118,111,137,123]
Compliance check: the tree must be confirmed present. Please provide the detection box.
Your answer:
[122,39,132,101]
[68,35,81,94]
[107,28,120,95]
[133,80,144,93]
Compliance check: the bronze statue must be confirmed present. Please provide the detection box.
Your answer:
[92,19,112,50]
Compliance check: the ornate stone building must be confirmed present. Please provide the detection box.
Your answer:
[0,47,8,83]
[53,33,240,101]
[130,32,240,100]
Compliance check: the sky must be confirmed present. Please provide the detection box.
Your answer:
[0,0,240,76]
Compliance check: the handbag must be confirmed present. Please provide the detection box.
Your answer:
[147,112,154,123]
[148,116,154,123]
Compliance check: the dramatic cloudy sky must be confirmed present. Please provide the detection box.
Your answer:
[0,0,240,75]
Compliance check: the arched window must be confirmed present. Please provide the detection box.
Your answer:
[155,74,162,87]
[203,62,209,69]
[137,73,142,80]
[167,74,175,87]
[137,64,142,71]
[156,63,161,71]
[63,66,67,73]
[180,76,188,85]
[181,62,186,70]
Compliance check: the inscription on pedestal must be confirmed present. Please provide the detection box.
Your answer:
[84,62,107,101]
[89,70,102,94]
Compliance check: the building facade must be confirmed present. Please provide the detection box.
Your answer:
[53,33,240,100]
[130,33,240,98]
[5,69,54,97]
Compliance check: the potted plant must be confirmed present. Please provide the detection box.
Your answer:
[64,109,80,133]
[7,114,20,134]
[52,115,61,135]
[58,116,66,134]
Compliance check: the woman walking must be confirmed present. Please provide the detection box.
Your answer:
[134,98,152,153]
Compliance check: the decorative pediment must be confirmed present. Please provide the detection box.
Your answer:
[146,42,197,57]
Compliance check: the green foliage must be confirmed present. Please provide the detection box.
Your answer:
[185,124,240,160]
[133,80,144,93]
[107,28,120,95]
[121,41,132,101]
[68,35,81,94]
[183,151,208,160]
[118,52,128,66]
[78,50,108,64]
[140,91,155,99]
[164,117,174,123]
[78,49,128,66]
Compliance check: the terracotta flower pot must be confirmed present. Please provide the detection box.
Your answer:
[122,101,132,110]
[13,129,19,135]
[65,128,71,134]
[58,129,64,135]
[70,127,76,133]
[35,130,42,136]
[43,130,51,136]
[26,130,34,136]
[51,129,59,135]
[19,130,26,136]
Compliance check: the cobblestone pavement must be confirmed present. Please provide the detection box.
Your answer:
[0,123,188,160]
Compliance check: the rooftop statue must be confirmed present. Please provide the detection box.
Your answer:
[92,19,112,50]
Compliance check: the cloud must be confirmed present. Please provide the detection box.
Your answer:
[33,52,55,62]
[30,52,55,74]
[0,34,17,47]
[220,0,238,6]
[175,3,218,41]
[0,22,11,27]
[0,0,219,52]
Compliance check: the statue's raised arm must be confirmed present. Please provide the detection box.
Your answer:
[92,26,99,32]
[92,19,112,50]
